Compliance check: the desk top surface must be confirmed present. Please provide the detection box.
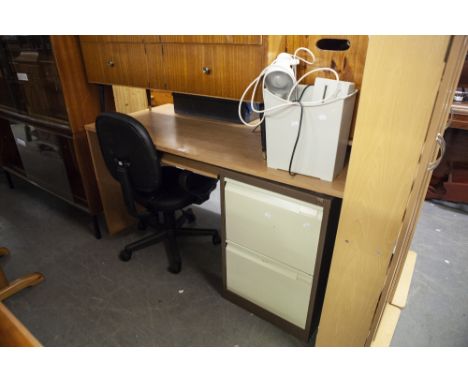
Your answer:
[85,104,346,198]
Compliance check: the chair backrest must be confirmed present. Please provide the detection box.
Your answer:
[95,112,161,194]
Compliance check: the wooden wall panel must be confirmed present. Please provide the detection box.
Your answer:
[112,85,148,114]
[315,36,451,346]
[286,35,368,138]
[286,35,368,88]
[51,36,102,214]
[150,90,173,106]
[85,85,148,234]
[86,131,137,234]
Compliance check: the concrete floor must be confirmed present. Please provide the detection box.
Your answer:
[392,201,468,346]
[1,174,467,346]
[0,175,303,346]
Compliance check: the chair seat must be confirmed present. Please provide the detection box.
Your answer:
[135,166,201,212]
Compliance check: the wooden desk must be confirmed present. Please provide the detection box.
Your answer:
[85,104,347,234]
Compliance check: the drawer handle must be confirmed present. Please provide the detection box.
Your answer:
[202,66,211,75]
[427,133,446,171]
[107,60,115,67]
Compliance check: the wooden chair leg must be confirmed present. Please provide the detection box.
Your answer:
[0,272,45,302]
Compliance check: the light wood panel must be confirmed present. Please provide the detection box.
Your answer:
[366,36,468,344]
[85,104,347,198]
[85,85,149,234]
[391,251,417,309]
[160,44,265,99]
[112,85,148,114]
[0,303,41,346]
[86,131,137,234]
[370,303,401,347]
[161,154,218,179]
[160,35,263,45]
[316,36,451,346]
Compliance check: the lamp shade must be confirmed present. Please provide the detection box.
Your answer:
[264,53,298,99]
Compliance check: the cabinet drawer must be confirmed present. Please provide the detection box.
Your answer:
[10,123,73,201]
[80,42,148,88]
[161,35,262,45]
[145,44,165,90]
[224,178,323,274]
[226,243,312,329]
[160,44,264,99]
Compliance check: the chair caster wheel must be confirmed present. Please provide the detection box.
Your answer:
[137,220,147,231]
[212,232,221,245]
[119,249,133,262]
[185,209,196,223]
[167,262,182,274]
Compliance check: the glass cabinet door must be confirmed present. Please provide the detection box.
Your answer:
[0,36,68,122]
[10,122,74,201]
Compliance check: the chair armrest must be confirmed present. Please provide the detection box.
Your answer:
[178,170,217,204]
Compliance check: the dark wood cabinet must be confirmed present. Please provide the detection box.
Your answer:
[78,36,285,100]
[0,35,102,235]
[81,42,148,88]
[0,36,68,123]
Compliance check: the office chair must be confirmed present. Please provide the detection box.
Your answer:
[96,112,221,274]
[0,247,44,301]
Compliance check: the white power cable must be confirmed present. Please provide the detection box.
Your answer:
[237,47,358,129]
[293,47,316,65]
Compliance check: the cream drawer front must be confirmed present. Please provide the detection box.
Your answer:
[224,178,323,275]
[226,243,312,329]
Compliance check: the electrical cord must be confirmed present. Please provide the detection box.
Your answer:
[288,84,314,176]
[238,47,355,131]
[238,47,318,129]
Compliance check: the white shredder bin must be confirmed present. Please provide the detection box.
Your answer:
[264,77,356,182]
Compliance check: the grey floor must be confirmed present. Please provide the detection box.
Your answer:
[392,201,468,346]
[1,175,467,346]
[0,175,303,346]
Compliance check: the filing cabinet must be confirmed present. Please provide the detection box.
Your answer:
[224,178,323,274]
[226,243,313,329]
[221,173,340,341]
